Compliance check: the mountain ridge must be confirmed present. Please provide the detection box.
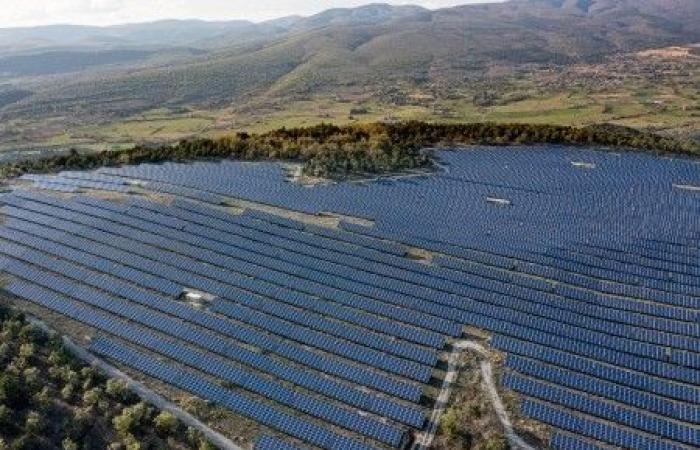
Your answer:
[0,0,698,124]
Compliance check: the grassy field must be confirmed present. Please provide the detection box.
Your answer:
[1,46,697,154]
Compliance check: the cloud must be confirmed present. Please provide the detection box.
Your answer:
[1,0,503,28]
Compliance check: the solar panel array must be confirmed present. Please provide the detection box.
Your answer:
[4,145,700,449]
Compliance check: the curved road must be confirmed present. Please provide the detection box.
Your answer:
[411,340,535,450]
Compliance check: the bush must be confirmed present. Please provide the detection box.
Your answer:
[153,411,179,436]
[62,438,78,450]
[113,402,153,438]
[0,405,12,429]
[24,411,42,435]
[483,436,508,450]
[0,373,28,408]
[440,406,464,439]
[106,379,134,403]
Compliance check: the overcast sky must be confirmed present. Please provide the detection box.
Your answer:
[2,1,502,28]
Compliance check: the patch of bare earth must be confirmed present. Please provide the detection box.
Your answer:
[636,46,698,60]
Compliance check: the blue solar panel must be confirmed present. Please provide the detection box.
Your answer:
[90,337,379,450]
[255,435,304,450]
[550,433,610,450]
[4,146,700,447]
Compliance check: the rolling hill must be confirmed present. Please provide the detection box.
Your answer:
[0,0,698,149]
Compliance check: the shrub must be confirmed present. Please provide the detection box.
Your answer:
[62,438,78,450]
[24,411,42,435]
[153,411,179,436]
[106,379,133,403]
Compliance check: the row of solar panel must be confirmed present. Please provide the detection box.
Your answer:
[255,435,304,450]
[93,214,696,368]
[230,209,698,342]
[504,373,699,446]
[550,433,608,450]
[170,196,694,348]
[527,251,700,298]
[478,314,700,386]
[502,245,699,305]
[89,151,699,254]
[83,194,464,338]
[8,190,454,344]
[0,222,181,297]
[0,243,424,427]
[434,252,700,339]
[506,355,700,424]
[34,197,700,370]
[47,177,131,193]
[0,207,432,383]
[546,239,700,278]
[573,242,700,278]
[23,203,454,350]
[493,336,700,404]
[348,221,699,308]
[146,180,225,204]
[2,277,405,445]
[542,247,700,286]
[6,199,697,382]
[6,197,700,390]
[590,237,700,264]
[63,206,441,365]
[1,266,424,427]
[521,400,684,450]
[51,197,456,343]
[381,222,696,302]
[436,262,698,347]
[165,198,472,293]
[0,251,421,402]
[90,336,380,450]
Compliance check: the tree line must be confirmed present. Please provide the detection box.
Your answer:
[1,122,697,180]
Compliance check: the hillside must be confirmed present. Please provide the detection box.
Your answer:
[0,0,698,152]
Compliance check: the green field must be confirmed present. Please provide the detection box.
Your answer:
[2,50,697,154]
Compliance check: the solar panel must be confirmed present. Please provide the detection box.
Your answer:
[4,146,700,447]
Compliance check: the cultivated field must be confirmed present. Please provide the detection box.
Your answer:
[1,44,698,155]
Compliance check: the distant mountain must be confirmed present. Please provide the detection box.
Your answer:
[1,0,698,121]
[0,20,260,52]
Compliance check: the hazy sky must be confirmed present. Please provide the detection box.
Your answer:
[2,1,502,28]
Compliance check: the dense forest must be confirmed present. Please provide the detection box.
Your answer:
[0,303,214,450]
[1,122,697,180]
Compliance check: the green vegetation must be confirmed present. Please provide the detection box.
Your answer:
[0,303,213,450]
[0,0,698,154]
[3,50,697,154]
[1,121,697,182]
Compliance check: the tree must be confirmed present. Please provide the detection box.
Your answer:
[113,402,152,439]
[106,379,132,403]
[0,405,11,429]
[0,343,11,364]
[24,411,43,435]
[198,439,217,450]
[33,387,52,410]
[62,438,78,450]
[0,373,27,408]
[61,384,75,401]
[153,411,179,436]
[82,387,103,408]
[23,367,40,390]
